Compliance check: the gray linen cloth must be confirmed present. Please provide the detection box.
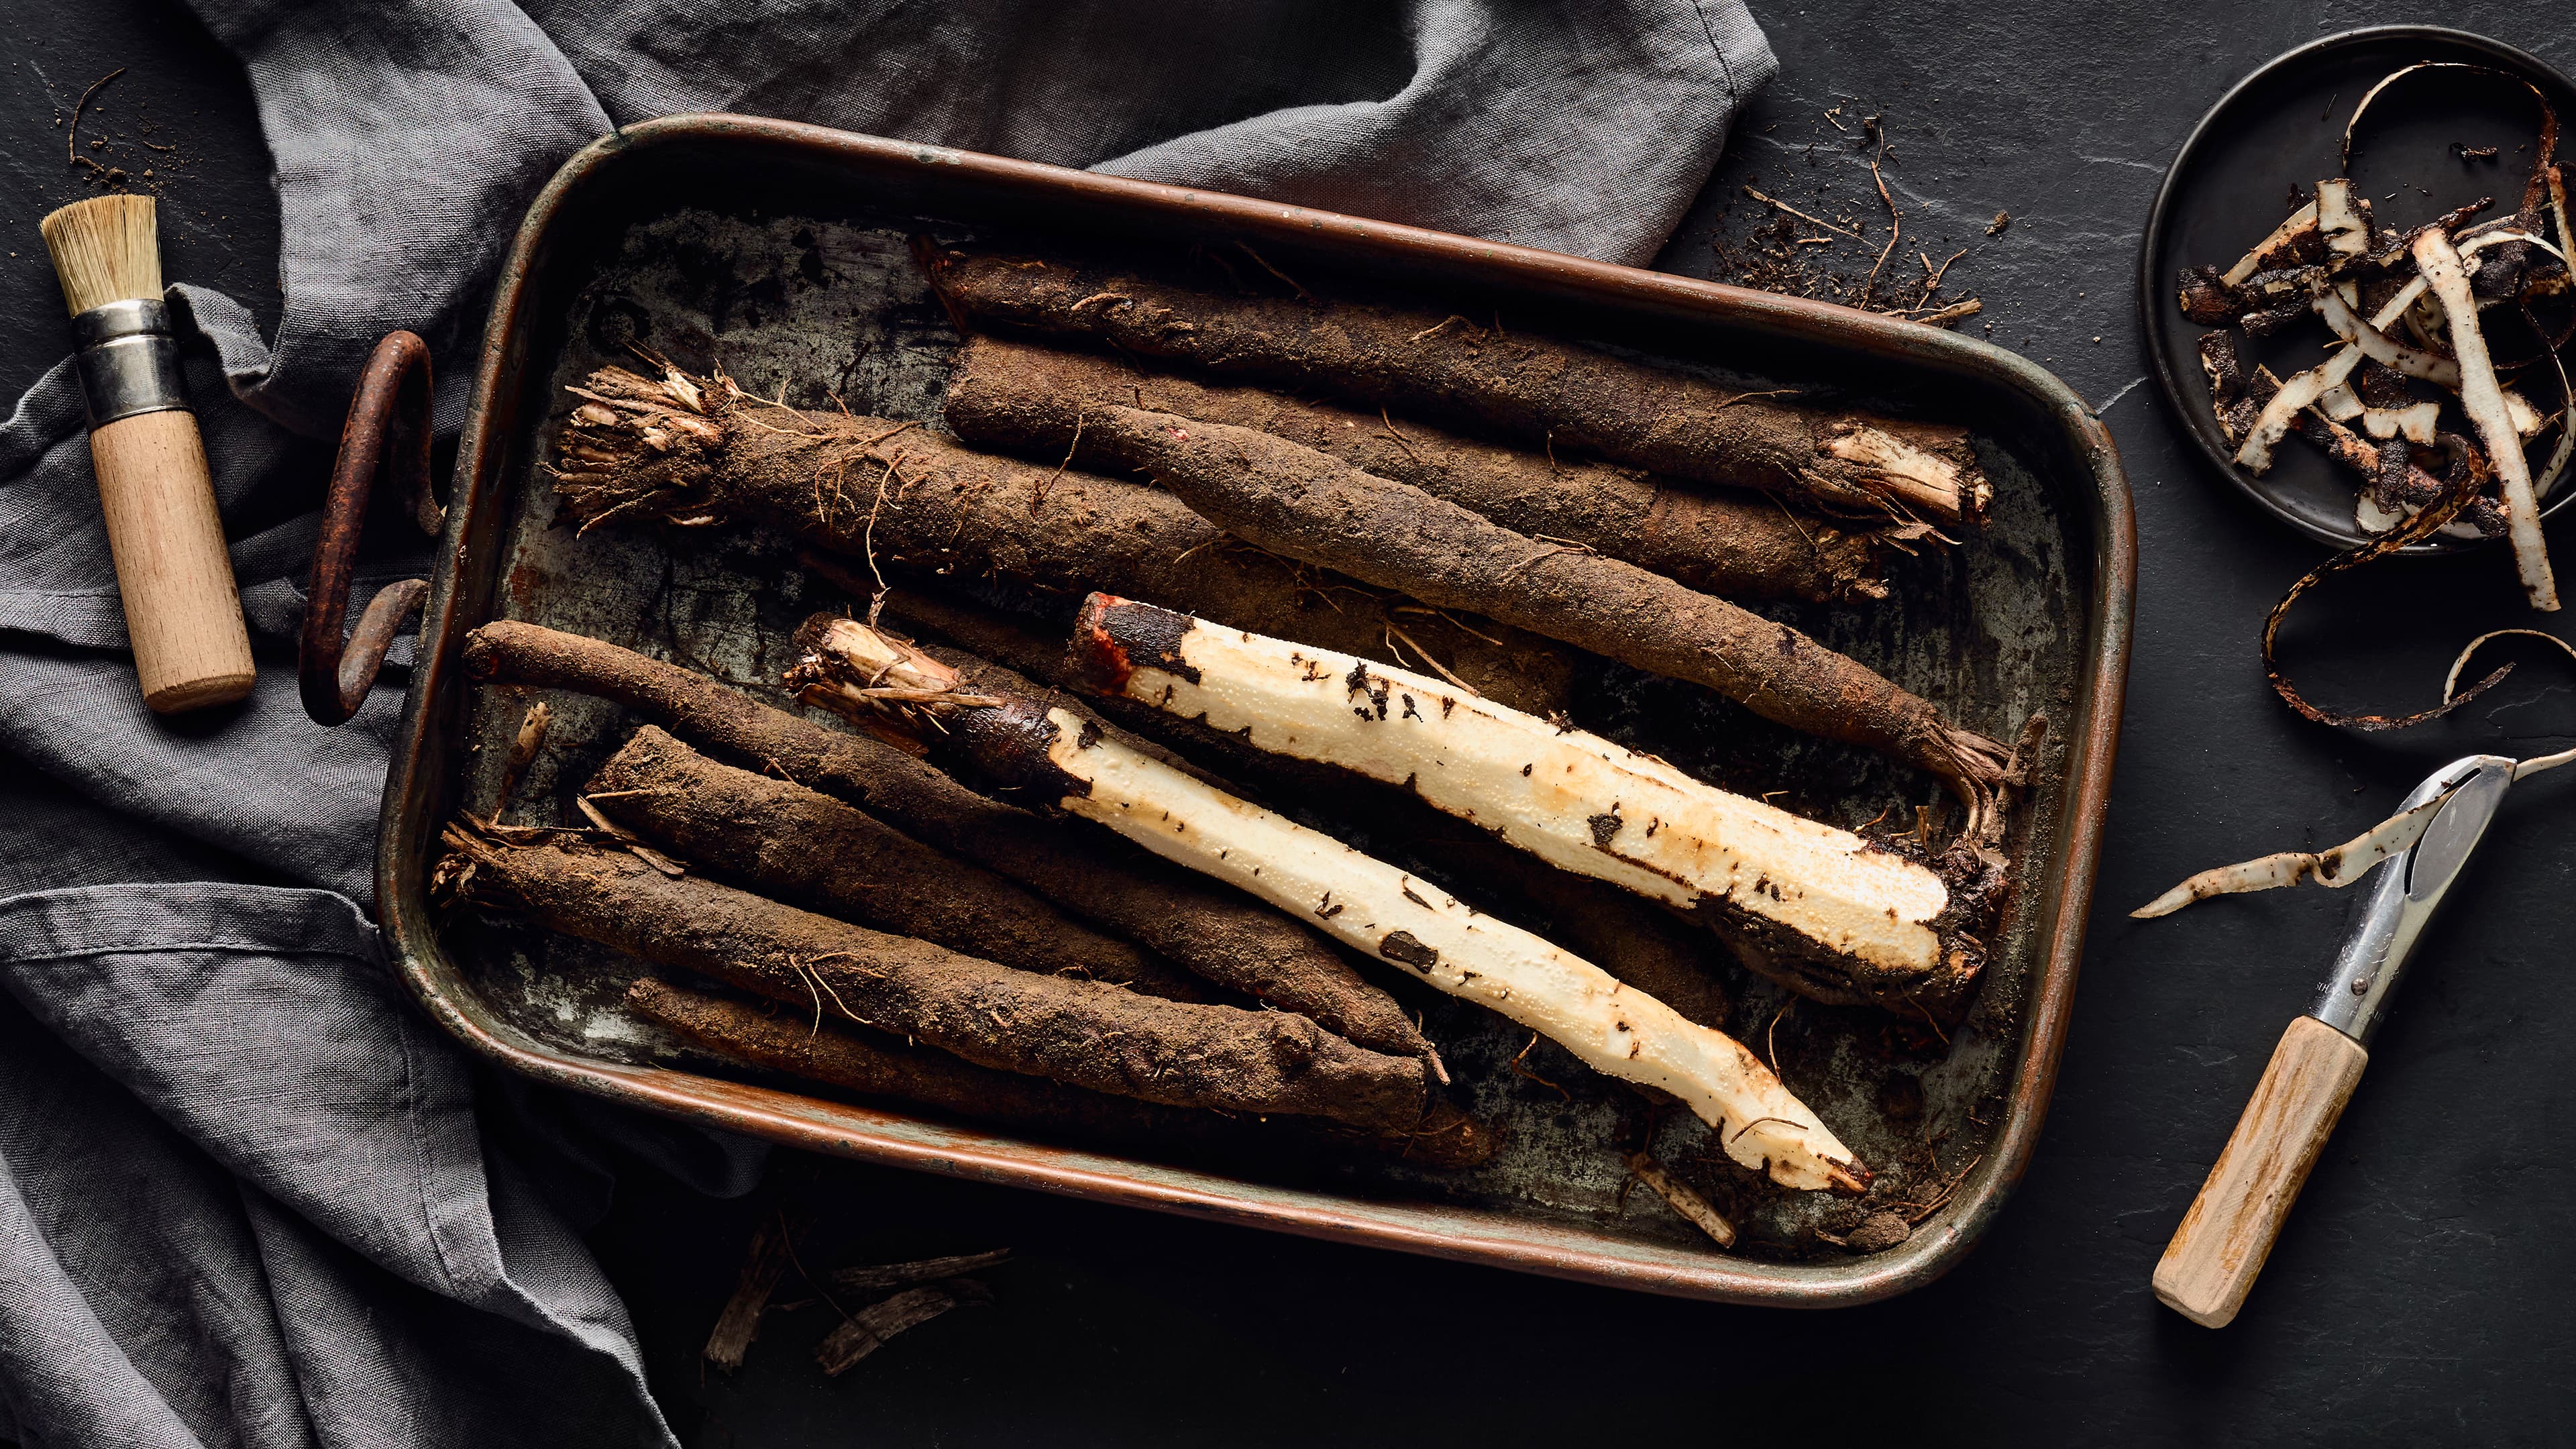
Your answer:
[0,3,1773,1444]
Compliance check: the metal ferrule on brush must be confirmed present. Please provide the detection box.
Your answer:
[70,297,189,429]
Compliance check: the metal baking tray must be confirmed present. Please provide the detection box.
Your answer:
[377,115,2133,1306]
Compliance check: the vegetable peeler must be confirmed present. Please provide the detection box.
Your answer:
[2153,752,2516,1326]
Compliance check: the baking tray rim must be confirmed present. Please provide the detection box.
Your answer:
[376,112,2137,1307]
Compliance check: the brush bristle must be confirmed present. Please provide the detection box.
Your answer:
[39,195,161,316]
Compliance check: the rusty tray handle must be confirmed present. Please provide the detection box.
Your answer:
[300,330,443,726]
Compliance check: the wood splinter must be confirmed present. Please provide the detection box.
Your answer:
[1627,1153,1737,1248]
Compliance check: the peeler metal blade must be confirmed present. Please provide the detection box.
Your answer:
[2308,753,2515,1045]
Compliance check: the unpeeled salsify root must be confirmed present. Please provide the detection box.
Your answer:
[941,337,1913,604]
[2131,796,2446,919]
[462,621,1435,1065]
[1030,401,2017,835]
[546,362,1572,713]
[627,977,1499,1169]
[917,692,1868,1191]
[1070,595,1996,1022]
[586,725,1208,1002]
[443,823,1430,1132]
[924,250,1990,526]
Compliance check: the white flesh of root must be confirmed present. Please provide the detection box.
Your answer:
[2239,272,2449,474]
[1093,614,1957,979]
[1031,706,1869,1191]
[794,617,1002,715]
[2222,201,2317,285]
[2235,346,2363,472]
[2313,286,2459,388]
[2414,227,2559,611]
[2361,402,2441,445]
[1818,423,1987,523]
[2316,179,2369,259]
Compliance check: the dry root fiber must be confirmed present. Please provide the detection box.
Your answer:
[444,824,1431,1132]
[1036,402,2015,830]
[586,726,1207,1002]
[942,337,1910,604]
[924,250,1991,526]
[547,362,1570,713]
[462,621,1429,1061]
[628,979,1497,1168]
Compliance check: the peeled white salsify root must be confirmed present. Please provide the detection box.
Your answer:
[1067,597,1985,996]
[965,700,1869,1193]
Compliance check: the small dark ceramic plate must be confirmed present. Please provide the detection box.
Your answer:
[2139,25,2576,550]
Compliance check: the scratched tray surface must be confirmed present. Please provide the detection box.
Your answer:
[443,199,2079,1260]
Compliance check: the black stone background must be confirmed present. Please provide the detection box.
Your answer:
[5,3,2575,1444]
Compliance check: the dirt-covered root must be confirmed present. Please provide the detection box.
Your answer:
[944,337,1911,604]
[462,621,1431,1044]
[924,250,1989,526]
[1052,403,2015,830]
[786,612,1442,1069]
[546,362,1571,714]
[627,977,1497,1169]
[585,727,1207,1002]
[443,825,1429,1132]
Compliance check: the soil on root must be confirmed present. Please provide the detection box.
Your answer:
[942,336,1907,604]
[630,977,1496,1169]
[446,827,1431,1132]
[586,725,1208,1002]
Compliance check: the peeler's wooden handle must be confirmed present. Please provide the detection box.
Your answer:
[2153,1016,2367,1328]
[90,409,256,713]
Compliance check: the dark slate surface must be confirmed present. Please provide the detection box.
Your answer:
[5,1,2574,1442]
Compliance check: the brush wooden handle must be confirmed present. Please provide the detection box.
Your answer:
[89,409,256,712]
[2153,1016,2368,1328]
